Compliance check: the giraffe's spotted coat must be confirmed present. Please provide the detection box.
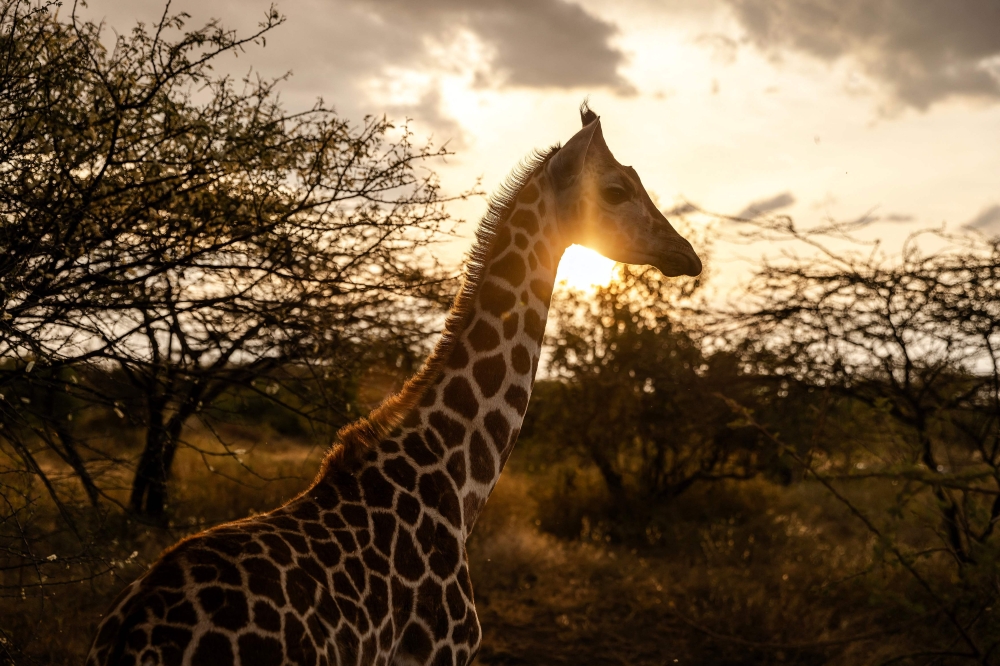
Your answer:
[89,107,702,666]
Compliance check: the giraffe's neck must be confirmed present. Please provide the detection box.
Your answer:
[326,163,566,541]
[432,169,564,536]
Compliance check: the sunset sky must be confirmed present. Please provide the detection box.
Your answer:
[82,0,1000,291]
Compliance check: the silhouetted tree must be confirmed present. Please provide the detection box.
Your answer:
[0,0,458,519]
[728,218,1000,660]
[533,265,775,519]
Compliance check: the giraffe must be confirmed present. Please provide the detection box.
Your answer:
[87,104,702,666]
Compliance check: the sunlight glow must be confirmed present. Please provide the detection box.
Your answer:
[554,245,617,291]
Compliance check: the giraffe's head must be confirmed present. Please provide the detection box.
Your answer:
[545,105,702,278]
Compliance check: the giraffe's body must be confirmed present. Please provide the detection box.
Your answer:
[88,106,701,666]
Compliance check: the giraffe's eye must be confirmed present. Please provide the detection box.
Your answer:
[600,185,629,205]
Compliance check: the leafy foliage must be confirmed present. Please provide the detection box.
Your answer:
[523,266,781,539]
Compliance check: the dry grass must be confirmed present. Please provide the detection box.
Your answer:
[0,431,986,665]
[468,472,961,665]
[0,425,322,665]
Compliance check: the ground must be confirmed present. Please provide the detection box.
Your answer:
[0,425,969,665]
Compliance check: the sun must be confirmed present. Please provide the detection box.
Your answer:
[554,245,617,291]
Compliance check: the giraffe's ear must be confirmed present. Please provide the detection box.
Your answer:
[547,118,602,190]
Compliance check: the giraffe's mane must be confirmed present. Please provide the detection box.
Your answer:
[320,145,560,473]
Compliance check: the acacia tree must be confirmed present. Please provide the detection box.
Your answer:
[729,218,1000,660]
[0,0,458,520]
[534,264,777,523]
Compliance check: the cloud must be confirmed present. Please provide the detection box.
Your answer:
[348,0,631,91]
[80,0,630,147]
[737,191,796,218]
[383,87,470,150]
[965,204,1000,234]
[724,0,1000,109]
[665,201,699,216]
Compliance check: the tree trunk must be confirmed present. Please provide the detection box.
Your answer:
[43,384,100,506]
[53,425,100,507]
[918,425,972,564]
[130,398,191,519]
[588,442,627,507]
[129,426,169,518]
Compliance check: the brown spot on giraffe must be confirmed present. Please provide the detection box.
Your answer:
[510,209,539,235]
[488,250,526,287]
[468,431,496,484]
[467,319,500,352]
[491,227,512,257]
[428,411,466,449]
[418,471,462,528]
[446,341,469,369]
[479,281,516,317]
[511,345,531,375]
[483,411,511,454]
[518,181,539,203]
[383,456,417,491]
[403,432,437,467]
[523,308,544,340]
[446,451,467,487]
[502,311,519,339]
[504,385,529,416]
[443,377,479,419]
[471,354,506,398]
[529,279,552,307]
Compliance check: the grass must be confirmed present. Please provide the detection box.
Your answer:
[0,427,992,665]
[0,424,322,665]
[469,473,914,666]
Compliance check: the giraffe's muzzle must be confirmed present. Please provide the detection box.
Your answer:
[655,242,702,278]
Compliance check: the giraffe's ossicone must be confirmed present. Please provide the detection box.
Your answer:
[87,105,701,666]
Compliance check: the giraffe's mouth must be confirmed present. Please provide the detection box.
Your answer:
[618,246,702,277]
[655,248,702,278]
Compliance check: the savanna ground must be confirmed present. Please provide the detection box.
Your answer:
[0,419,969,666]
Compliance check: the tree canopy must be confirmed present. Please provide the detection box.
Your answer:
[0,0,458,521]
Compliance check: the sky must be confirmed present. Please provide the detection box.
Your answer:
[79,0,1000,292]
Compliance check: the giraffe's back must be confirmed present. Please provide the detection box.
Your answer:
[88,518,351,666]
[87,466,481,666]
